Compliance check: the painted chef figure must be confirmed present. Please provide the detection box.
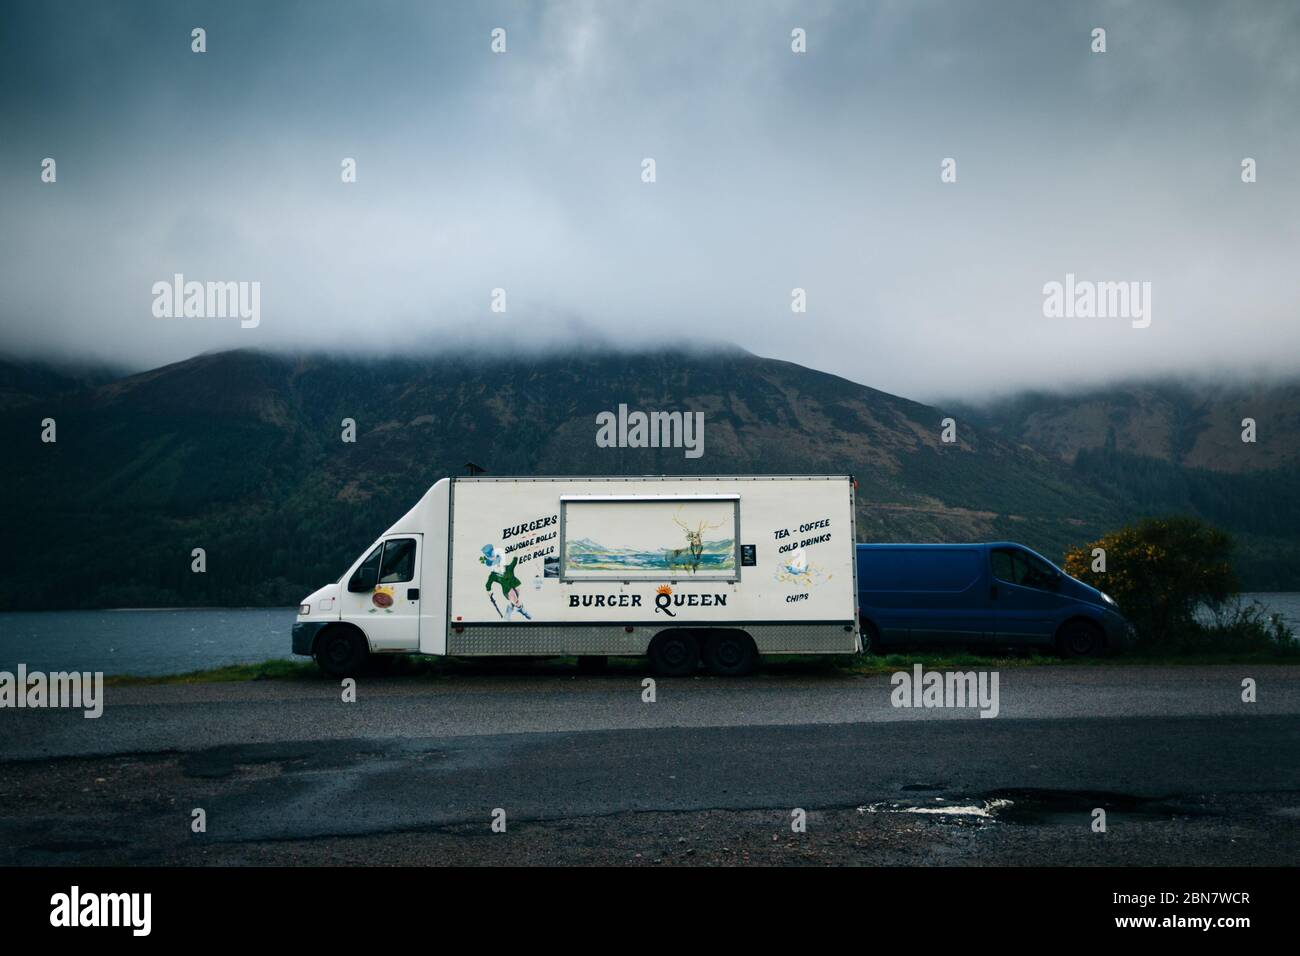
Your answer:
[480,544,533,621]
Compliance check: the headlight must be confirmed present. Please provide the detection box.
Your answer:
[1100,592,1117,607]
[299,603,311,615]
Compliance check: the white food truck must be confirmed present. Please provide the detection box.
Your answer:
[293,475,858,676]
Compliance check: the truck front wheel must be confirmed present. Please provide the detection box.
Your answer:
[647,631,700,677]
[315,626,369,678]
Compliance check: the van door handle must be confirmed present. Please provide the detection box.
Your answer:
[407,588,420,600]
[989,585,998,600]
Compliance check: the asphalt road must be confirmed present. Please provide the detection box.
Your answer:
[2,665,1298,865]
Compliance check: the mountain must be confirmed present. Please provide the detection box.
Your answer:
[1,347,1296,609]
[953,379,1300,588]
[0,356,123,411]
[954,379,1300,474]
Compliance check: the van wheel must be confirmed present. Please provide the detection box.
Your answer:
[1056,621,1104,658]
[315,627,368,677]
[648,631,700,677]
[703,631,757,676]
[860,619,882,655]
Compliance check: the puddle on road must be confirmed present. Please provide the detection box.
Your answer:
[857,801,1008,822]
[859,788,1220,826]
[859,798,1010,820]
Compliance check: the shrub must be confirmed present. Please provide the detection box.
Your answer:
[1063,516,1237,648]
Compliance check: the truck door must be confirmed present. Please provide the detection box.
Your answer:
[339,535,422,651]
[989,546,1062,647]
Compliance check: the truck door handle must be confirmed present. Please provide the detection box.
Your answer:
[407,588,420,601]
[989,585,998,600]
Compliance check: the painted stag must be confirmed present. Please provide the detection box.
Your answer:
[667,513,725,574]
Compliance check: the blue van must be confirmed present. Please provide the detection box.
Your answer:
[856,542,1134,656]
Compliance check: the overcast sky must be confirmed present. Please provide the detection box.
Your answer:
[1,0,1297,400]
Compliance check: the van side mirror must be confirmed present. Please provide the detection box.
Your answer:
[348,566,378,593]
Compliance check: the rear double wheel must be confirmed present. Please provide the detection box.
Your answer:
[702,630,758,676]
[647,631,700,677]
[648,629,758,677]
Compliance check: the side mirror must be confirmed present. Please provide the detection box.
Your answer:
[348,566,378,593]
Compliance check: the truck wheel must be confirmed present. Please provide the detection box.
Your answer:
[315,627,368,677]
[648,631,700,677]
[1056,620,1104,658]
[703,631,757,676]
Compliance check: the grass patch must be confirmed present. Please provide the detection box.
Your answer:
[834,651,1059,677]
[105,658,320,686]
[835,649,1299,676]
[104,646,1300,685]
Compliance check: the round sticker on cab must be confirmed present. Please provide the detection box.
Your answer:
[371,586,395,611]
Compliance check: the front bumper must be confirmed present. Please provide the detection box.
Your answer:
[1101,613,1136,653]
[292,621,329,656]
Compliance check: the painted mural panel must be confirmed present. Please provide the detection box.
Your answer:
[561,498,738,580]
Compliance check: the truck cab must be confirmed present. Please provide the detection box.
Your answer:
[293,480,451,675]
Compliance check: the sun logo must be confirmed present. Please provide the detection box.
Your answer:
[656,584,673,596]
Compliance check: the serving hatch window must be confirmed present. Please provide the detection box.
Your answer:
[559,494,740,582]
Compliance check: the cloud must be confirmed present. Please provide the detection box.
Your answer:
[1,0,1297,400]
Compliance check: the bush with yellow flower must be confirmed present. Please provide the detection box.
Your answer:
[1063,516,1235,648]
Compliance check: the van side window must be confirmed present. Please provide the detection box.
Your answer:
[992,548,1056,591]
[990,549,1016,583]
[1020,550,1057,589]
[859,549,981,592]
[379,538,417,584]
